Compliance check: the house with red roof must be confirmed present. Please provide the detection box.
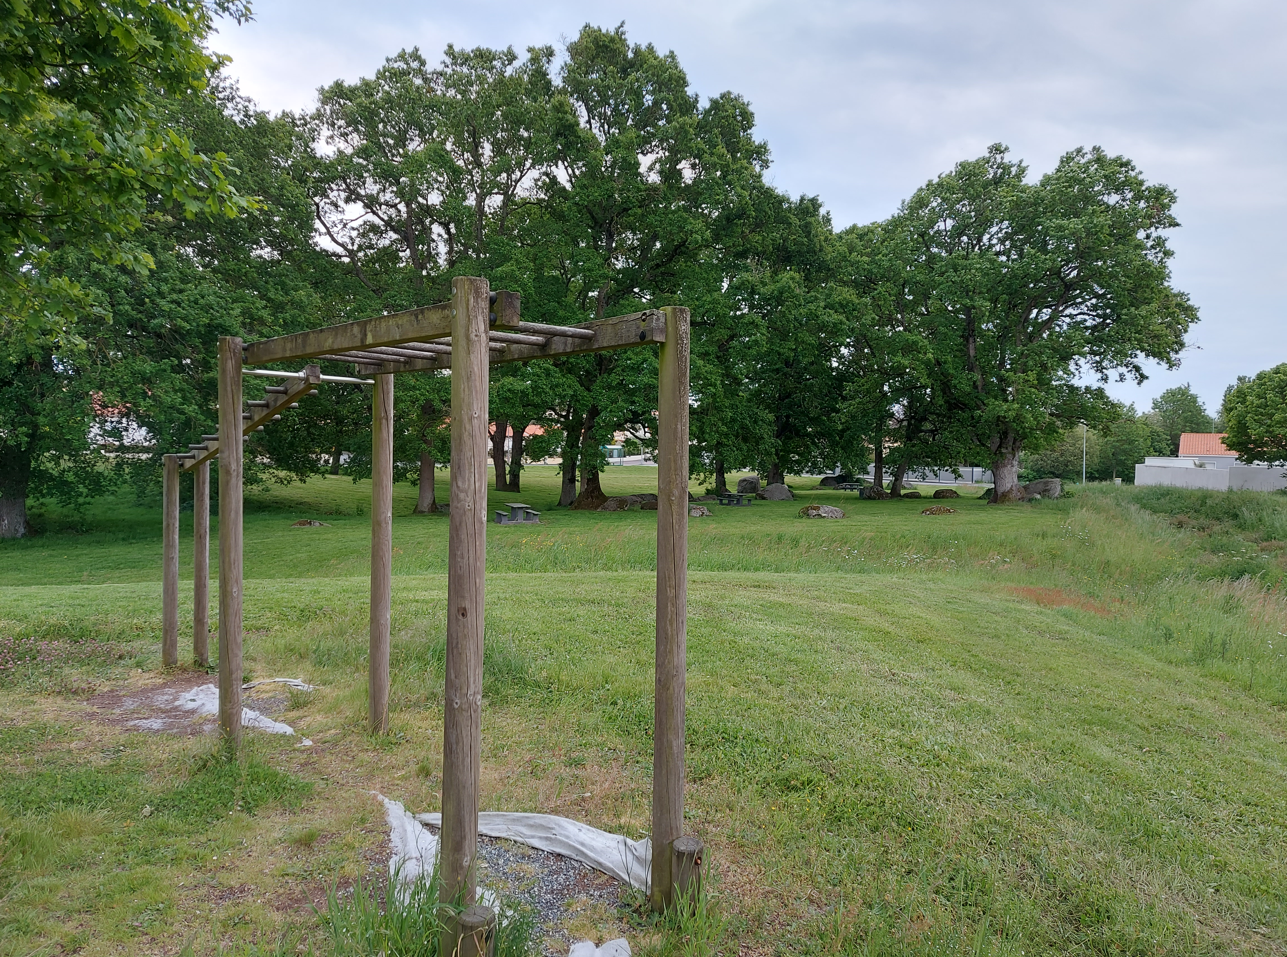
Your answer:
[1135,433,1286,491]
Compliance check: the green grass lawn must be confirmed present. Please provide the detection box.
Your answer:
[2,467,1286,955]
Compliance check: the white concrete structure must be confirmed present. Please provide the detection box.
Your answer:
[1134,433,1287,491]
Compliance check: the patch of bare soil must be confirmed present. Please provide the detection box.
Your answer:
[84,672,291,736]
[1006,585,1118,617]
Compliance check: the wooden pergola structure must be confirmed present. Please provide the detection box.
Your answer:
[159,277,694,927]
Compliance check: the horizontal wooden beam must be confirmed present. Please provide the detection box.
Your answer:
[243,302,454,365]
[182,366,322,472]
[356,309,668,375]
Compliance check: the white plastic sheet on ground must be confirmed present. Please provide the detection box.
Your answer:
[569,941,631,957]
[415,811,651,893]
[167,683,313,746]
[376,796,642,956]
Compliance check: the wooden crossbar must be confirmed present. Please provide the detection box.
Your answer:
[181,365,321,472]
[350,309,668,375]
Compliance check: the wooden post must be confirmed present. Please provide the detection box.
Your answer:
[444,904,496,957]
[161,453,180,668]
[217,336,244,750]
[193,459,210,667]
[671,835,704,910]
[369,373,393,734]
[651,305,690,912]
[440,277,490,915]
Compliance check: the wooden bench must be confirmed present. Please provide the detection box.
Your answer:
[716,492,751,506]
[495,502,541,524]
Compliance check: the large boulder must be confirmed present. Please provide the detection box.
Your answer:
[640,499,658,511]
[979,487,994,500]
[901,490,923,499]
[736,476,761,495]
[799,504,846,519]
[757,483,794,501]
[819,475,839,488]
[597,495,640,512]
[689,505,713,517]
[933,488,960,499]
[1022,478,1062,500]
[861,485,891,500]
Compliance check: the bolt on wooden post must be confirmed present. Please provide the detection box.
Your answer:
[439,277,490,918]
[369,372,393,733]
[217,336,244,750]
[161,453,180,668]
[193,459,210,667]
[651,305,691,911]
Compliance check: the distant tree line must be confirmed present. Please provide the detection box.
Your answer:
[2,7,1215,535]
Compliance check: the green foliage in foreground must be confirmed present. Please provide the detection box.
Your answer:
[2,469,1287,954]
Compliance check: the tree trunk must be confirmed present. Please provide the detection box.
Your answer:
[507,422,529,493]
[414,452,437,513]
[491,419,509,492]
[329,446,342,475]
[713,458,727,495]
[889,460,909,497]
[0,443,32,539]
[558,412,583,507]
[872,435,884,489]
[766,463,785,486]
[573,407,608,509]
[990,433,1024,504]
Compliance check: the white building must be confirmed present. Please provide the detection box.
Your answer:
[1134,433,1287,491]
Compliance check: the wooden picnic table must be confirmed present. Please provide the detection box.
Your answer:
[495,502,541,524]
[716,491,751,506]
[835,483,864,491]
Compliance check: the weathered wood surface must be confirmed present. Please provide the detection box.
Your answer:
[443,903,496,957]
[243,301,454,365]
[440,277,490,907]
[193,459,210,667]
[514,321,595,340]
[671,835,704,910]
[369,373,393,734]
[651,305,691,912]
[217,337,244,749]
[490,289,521,328]
[355,309,668,375]
[161,454,180,668]
[182,366,321,472]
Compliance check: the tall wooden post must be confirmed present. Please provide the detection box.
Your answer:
[370,373,393,733]
[161,453,180,668]
[440,277,490,912]
[651,305,690,911]
[217,336,244,749]
[193,459,210,667]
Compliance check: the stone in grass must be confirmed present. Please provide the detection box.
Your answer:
[689,505,714,517]
[757,483,794,501]
[598,496,640,512]
[736,475,761,494]
[799,503,846,519]
[901,490,923,499]
[291,519,331,527]
[933,488,960,499]
[1023,478,1062,500]
[640,500,658,511]
[921,505,957,515]
[979,487,994,500]
[861,486,891,500]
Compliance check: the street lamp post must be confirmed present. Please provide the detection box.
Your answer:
[1082,422,1087,485]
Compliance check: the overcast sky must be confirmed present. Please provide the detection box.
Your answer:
[213,0,1287,416]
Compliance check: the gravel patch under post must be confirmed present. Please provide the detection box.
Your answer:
[423,824,629,955]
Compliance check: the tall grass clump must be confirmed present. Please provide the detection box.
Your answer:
[320,869,535,957]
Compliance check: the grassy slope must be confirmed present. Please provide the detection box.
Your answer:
[1,468,1286,956]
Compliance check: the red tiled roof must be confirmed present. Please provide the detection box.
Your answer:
[1178,433,1232,456]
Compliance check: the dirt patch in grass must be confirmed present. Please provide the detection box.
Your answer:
[1006,585,1117,616]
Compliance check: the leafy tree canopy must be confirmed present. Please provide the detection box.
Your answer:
[1148,383,1213,455]
[1222,364,1287,465]
[0,0,253,339]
